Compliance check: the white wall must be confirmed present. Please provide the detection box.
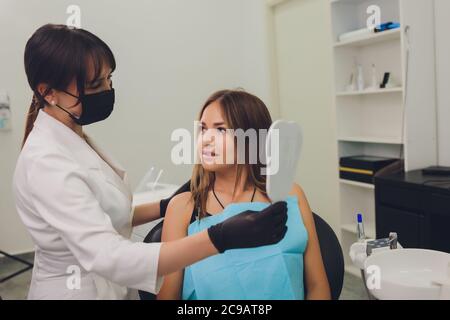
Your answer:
[270,0,340,232]
[0,0,273,254]
[434,0,450,166]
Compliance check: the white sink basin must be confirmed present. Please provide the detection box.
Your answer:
[364,249,450,300]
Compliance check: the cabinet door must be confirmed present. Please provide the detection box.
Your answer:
[377,183,422,212]
[376,205,423,248]
[429,193,450,253]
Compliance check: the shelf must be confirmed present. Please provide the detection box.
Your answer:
[338,136,403,145]
[334,28,401,48]
[341,223,376,239]
[339,179,375,190]
[336,87,403,97]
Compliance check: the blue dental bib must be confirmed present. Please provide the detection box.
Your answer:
[182,195,308,300]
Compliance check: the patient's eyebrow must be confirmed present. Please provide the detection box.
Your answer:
[200,121,226,127]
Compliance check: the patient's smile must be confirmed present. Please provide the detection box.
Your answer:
[201,148,218,163]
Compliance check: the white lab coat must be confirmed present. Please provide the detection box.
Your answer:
[13,110,163,300]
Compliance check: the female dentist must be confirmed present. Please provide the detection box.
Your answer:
[13,24,288,300]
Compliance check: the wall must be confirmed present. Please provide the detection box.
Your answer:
[270,0,340,231]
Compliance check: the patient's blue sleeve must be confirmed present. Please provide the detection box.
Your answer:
[182,195,308,300]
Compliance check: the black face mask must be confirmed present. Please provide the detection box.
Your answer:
[53,88,115,126]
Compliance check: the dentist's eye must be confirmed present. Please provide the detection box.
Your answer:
[217,127,227,133]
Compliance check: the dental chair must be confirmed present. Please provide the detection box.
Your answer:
[139,212,344,300]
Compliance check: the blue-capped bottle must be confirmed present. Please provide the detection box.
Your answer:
[356,213,366,242]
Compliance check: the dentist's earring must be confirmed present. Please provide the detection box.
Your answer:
[51,101,56,106]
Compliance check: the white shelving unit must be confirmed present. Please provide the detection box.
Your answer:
[330,0,438,276]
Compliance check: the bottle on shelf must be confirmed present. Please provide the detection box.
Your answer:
[356,213,366,242]
[357,64,365,91]
[370,64,378,90]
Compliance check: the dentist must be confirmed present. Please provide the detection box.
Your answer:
[13,24,288,300]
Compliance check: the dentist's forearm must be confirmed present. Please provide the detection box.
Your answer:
[132,202,161,227]
[157,230,218,276]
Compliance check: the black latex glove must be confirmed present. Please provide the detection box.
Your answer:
[207,201,288,253]
[159,181,191,218]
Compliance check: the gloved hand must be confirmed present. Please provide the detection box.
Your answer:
[207,201,288,253]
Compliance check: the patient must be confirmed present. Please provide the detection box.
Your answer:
[157,89,331,300]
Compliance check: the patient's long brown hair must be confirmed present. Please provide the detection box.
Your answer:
[190,89,272,218]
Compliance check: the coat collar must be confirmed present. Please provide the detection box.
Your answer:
[33,110,130,198]
[34,109,98,168]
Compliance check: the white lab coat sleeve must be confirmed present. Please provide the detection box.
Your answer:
[27,152,164,294]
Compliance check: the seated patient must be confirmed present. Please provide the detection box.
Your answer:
[157,89,331,300]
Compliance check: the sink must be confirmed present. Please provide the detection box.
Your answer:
[364,249,450,300]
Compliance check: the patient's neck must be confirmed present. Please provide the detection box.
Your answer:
[214,167,250,198]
